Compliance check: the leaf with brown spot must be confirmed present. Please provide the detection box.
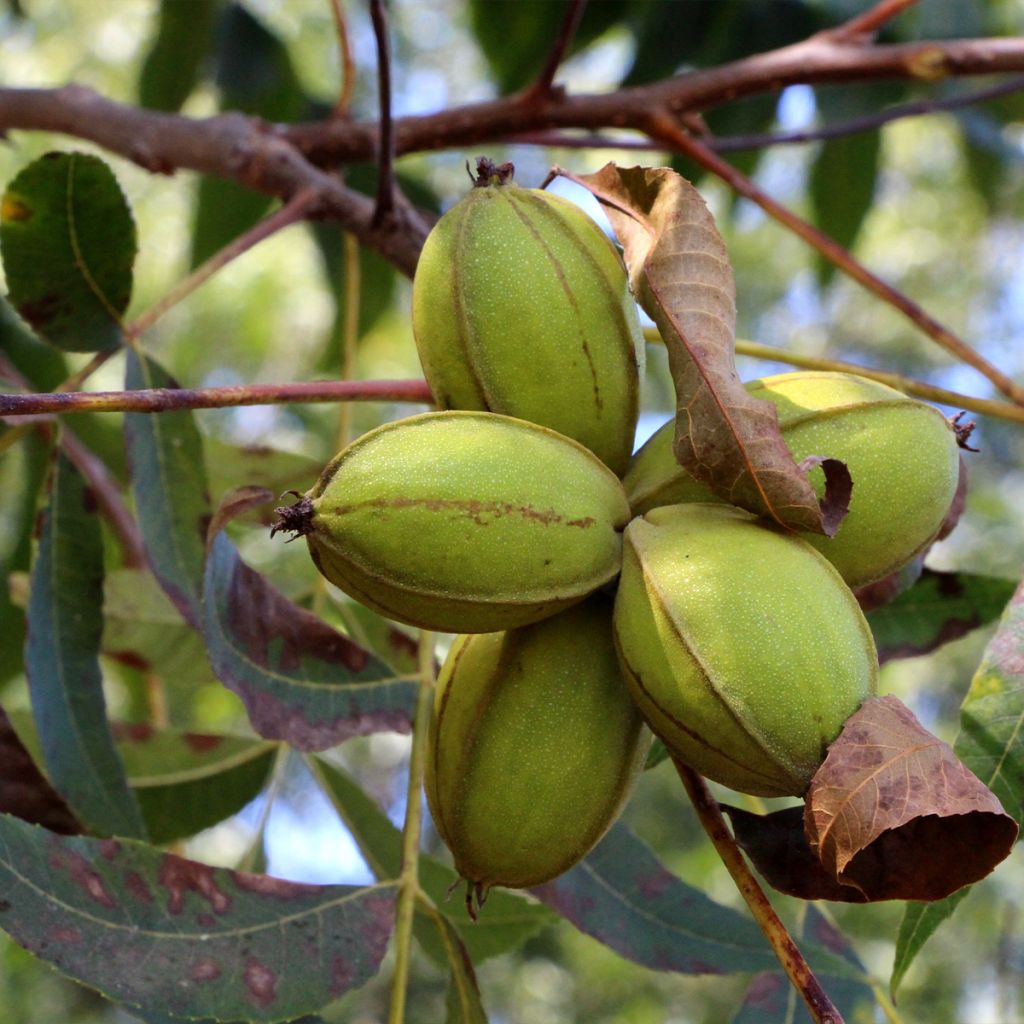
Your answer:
[0,813,396,1022]
[893,574,1024,994]
[0,705,80,835]
[804,695,1018,902]
[570,163,847,535]
[865,569,1016,663]
[202,489,417,750]
[530,823,857,978]
[0,152,135,351]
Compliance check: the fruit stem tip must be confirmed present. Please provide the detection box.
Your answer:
[270,493,315,541]
[471,157,515,188]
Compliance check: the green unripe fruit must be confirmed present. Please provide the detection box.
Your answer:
[623,372,961,588]
[412,172,644,475]
[276,411,631,633]
[426,596,648,893]
[614,504,877,797]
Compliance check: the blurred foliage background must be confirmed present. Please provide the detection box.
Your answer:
[2,0,1024,1021]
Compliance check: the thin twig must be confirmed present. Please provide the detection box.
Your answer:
[674,760,845,1024]
[329,0,357,118]
[711,76,1024,153]
[387,630,436,1024]
[827,0,919,41]
[643,329,1024,424]
[523,0,587,102]
[335,231,362,450]
[126,188,319,341]
[648,114,1024,407]
[370,0,395,226]
[0,378,435,417]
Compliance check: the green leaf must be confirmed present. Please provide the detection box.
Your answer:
[25,452,146,839]
[732,907,873,1023]
[810,129,881,286]
[440,914,488,1024]
[203,438,322,507]
[866,569,1016,663]
[0,428,51,684]
[468,0,628,94]
[124,351,211,627]
[0,152,135,351]
[532,823,859,979]
[0,294,68,388]
[189,3,305,267]
[202,490,417,750]
[102,568,216,690]
[138,0,221,112]
[892,576,1024,994]
[0,814,396,1022]
[311,758,555,964]
[9,711,277,844]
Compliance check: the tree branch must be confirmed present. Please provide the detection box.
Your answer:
[370,0,396,225]
[522,0,587,102]
[825,0,919,42]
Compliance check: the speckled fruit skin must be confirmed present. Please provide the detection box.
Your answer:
[303,411,631,633]
[411,182,645,476]
[613,503,877,797]
[426,596,649,890]
[623,371,960,588]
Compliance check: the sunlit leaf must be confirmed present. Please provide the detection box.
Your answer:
[0,814,396,1022]
[892,577,1024,993]
[203,488,417,750]
[124,351,211,627]
[26,452,146,839]
[0,152,135,351]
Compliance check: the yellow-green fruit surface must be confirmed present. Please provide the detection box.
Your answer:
[412,183,644,475]
[426,596,648,890]
[623,371,960,588]
[614,503,877,796]
[304,411,631,633]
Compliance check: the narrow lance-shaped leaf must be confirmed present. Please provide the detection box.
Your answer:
[572,163,848,535]
[892,574,1024,994]
[311,757,555,964]
[531,822,858,979]
[26,452,146,839]
[0,813,396,1023]
[124,350,211,627]
[0,152,135,351]
[203,488,418,750]
[138,0,220,112]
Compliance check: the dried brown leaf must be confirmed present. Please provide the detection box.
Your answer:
[570,163,846,535]
[804,695,1018,901]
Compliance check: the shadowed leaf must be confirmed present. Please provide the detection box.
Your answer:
[0,705,80,834]
[0,814,396,1022]
[0,152,135,351]
[124,351,211,627]
[892,575,1024,993]
[9,711,276,845]
[732,907,872,1024]
[26,452,146,839]
[311,758,554,964]
[810,129,881,286]
[203,489,417,750]
[439,913,489,1024]
[138,0,220,112]
[866,569,1016,662]
[574,164,847,535]
[531,822,857,978]
[805,695,1017,901]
